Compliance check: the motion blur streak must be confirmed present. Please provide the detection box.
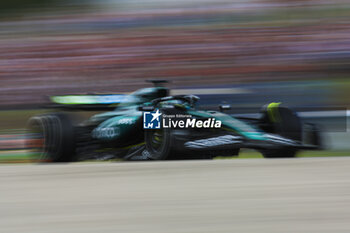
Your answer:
[1,158,350,233]
[0,0,349,108]
[0,1,350,231]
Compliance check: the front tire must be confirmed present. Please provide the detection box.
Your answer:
[260,105,301,158]
[261,148,297,158]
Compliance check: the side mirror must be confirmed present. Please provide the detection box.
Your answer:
[219,104,231,112]
[138,106,155,111]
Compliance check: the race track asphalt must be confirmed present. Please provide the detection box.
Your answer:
[1,158,350,233]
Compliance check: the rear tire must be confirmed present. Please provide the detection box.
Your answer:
[27,113,76,162]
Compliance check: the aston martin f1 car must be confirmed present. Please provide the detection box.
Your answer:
[27,81,322,162]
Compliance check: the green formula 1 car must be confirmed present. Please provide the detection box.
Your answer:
[27,81,322,162]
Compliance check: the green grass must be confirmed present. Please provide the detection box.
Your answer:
[0,151,31,163]
[0,109,97,131]
[1,149,350,163]
[0,109,47,130]
[216,150,350,159]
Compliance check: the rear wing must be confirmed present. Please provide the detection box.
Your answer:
[48,94,127,110]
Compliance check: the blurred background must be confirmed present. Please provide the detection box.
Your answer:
[0,0,349,161]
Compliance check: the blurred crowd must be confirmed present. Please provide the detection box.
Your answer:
[0,0,350,108]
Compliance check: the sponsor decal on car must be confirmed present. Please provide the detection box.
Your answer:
[143,109,221,129]
[92,127,120,139]
[184,135,242,149]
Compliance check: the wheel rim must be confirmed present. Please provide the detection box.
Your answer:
[149,129,164,153]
